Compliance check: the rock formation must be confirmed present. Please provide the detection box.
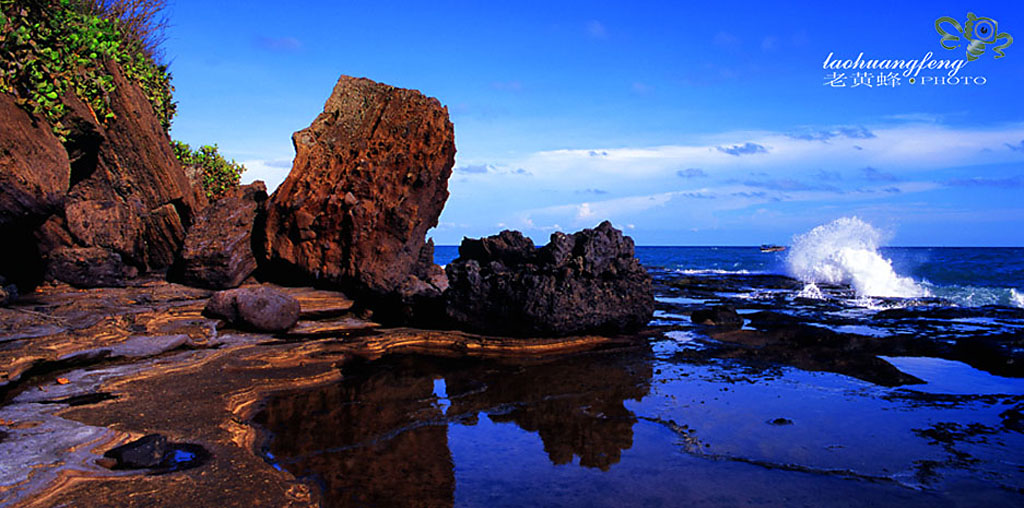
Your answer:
[0,95,71,287]
[263,75,455,322]
[44,247,135,288]
[444,221,655,336]
[204,286,301,332]
[173,183,267,289]
[0,95,70,229]
[0,59,204,289]
[691,305,743,329]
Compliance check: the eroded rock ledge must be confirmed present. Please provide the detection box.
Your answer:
[0,280,634,507]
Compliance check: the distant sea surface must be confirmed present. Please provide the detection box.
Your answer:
[436,245,1024,308]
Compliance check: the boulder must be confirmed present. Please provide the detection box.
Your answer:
[44,247,134,288]
[263,75,455,321]
[444,221,654,337]
[691,305,743,329]
[174,182,267,289]
[203,286,300,332]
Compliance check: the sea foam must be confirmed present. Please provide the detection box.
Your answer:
[1012,288,1024,308]
[786,217,927,298]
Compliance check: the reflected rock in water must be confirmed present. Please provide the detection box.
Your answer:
[254,346,652,506]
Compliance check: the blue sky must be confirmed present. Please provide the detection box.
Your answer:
[164,1,1024,246]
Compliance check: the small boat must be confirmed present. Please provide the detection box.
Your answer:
[760,244,786,253]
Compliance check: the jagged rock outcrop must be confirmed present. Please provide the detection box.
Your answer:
[0,59,205,289]
[444,221,654,336]
[204,286,300,332]
[173,182,267,289]
[263,75,455,323]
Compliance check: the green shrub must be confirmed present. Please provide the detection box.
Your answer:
[172,140,247,200]
[0,0,175,136]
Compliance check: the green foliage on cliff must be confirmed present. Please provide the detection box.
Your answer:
[0,0,175,137]
[171,141,247,200]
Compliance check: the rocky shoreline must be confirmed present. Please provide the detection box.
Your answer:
[2,58,1022,506]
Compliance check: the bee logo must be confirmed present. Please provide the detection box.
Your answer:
[936,13,1012,61]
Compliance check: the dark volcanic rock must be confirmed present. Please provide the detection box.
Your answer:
[204,286,300,332]
[691,305,743,329]
[444,221,654,337]
[174,183,267,289]
[103,434,168,469]
[263,75,455,321]
[44,247,134,288]
[101,434,210,473]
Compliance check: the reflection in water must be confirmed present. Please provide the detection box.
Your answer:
[253,346,653,507]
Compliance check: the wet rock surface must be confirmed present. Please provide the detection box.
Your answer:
[174,182,267,289]
[651,267,1023,384]
[445,221,655,336]
[0,268,1021,506]
[263,75,455,322]
[690,305,742,329]
[0,278,620,507]
[204,286,301,332]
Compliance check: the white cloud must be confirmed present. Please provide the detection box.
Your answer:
[240,159,292,192]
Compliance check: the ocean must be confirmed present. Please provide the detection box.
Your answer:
[435,220,1024,310]
[436,245,1024,308]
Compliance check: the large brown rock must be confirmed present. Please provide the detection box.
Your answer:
[204,286,300,332]
[445,221,655,337]
[0,95,70,228]
[57,59,205,270]
[263,75,455,321]
[174,182,267,289]
[0,59,205,289]
[0,95,71,287]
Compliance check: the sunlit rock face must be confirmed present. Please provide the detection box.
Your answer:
[263,75,455,324]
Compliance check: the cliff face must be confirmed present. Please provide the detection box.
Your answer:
[263,75,456,321]
[0,59,204,288]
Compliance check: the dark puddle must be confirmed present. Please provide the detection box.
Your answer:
[252,338,1024,507]
[101,434,210,475]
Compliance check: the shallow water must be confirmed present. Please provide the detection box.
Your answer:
[254,341,1023,507]
[249,243,1024,505]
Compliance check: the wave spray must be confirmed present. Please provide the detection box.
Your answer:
[786,217,927,298]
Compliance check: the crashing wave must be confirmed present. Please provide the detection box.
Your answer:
[786,217,928,298]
